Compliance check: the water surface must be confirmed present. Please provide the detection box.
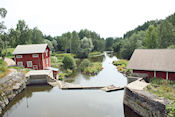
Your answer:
[1,52,127,117]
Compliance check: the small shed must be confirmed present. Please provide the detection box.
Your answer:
[46,67,59,79]
[127,49,175,80]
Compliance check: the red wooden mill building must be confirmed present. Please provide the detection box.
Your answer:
[127,49,175,80]
[13,44,51,70]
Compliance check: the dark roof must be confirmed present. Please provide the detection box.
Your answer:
[13,44,48,55]
[127,49,175,72]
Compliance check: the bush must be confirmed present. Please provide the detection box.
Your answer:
[58,73,65,80]
[80,59,90,71]
[64,69,73,77]
[62,55,77,70]
[82,62,103,76]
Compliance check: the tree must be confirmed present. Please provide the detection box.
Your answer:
[31,27,44,44]
[62,55,76,70]
[77,37,94,58]
[158,20,175,48]
[144,25,158,48]
[121,32,143,60]
[0,8,7,58]
[51,39,58,51]
[71,31,80,53]
[105,37,114,51]
[15,20,33,45]
[44,39,54,51]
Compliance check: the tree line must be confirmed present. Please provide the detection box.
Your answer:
[110,13,175,59]
[0,8,107,58]
[1,7,175,59]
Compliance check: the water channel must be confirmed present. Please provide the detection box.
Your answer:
[1,52,133,117]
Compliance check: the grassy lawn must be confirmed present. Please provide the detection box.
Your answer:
[88,51,103,57]
[146,78,175,117]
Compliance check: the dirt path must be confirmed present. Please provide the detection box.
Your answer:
[4,58,15,66]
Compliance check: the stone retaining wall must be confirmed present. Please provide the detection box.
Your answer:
[123,79,170,117]
[0,71,27,115]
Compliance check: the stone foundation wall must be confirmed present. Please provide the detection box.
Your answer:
[0,71,27,115]
[123,79,170,117]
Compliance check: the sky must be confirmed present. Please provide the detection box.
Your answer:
[0,0,175,38]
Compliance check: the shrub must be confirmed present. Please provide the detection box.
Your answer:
[62,55,77,70]
[80,59,90,71]
[64,69,73,77]
[58,73,65,80]
[83,62,103,76]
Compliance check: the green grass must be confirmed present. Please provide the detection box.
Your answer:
[88,52,103,57]
[146,78,175,117]
[0,59,9,79]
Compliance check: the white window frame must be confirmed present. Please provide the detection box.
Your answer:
[17,61,23,67]
[46,58,49,65]
[16,55,22,58]
[27,61,33,67]
[32,54,39,58]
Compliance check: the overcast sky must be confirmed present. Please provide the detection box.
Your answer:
[1,0,175,38]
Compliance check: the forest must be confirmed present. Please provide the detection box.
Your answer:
[0,8,175,60]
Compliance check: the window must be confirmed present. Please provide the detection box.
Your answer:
[46,58,49,65]
[32,54,39,58]
[27,61,33,67]
[17,62,23,67]
[16,55,22,58]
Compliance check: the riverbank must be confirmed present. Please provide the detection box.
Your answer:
[0,70,27,115]
[124,78,171,117]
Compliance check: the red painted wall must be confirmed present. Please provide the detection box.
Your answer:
[15,53,43,69]
[15,46,51,70]
[133,70,154,78]
[156,71,166,79]
[42,47,51,69]
[168,72,175,80]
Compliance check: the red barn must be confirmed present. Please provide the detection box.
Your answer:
[13,44,51,70]
[127,49,175,80]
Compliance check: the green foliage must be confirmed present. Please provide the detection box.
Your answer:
[120,32,144,59]
[0,59,8,79]
[166,101,175,117]
[80,59,90,71]
[147,78,175,100]
[64,69,73,77]
[62,55,77,70]
[82,62,103,76]
[113,59,131,75]
[44,39,54,51]
[147,78,175,117]
[158,20,175,48]
[77,37,94,58]
[144,25,158,48]
[58,73,65,80]
[105,37,114,51]
[168,45,175,49]
[2,48,14,58]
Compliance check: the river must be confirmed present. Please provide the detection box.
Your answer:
[1,52,129,117]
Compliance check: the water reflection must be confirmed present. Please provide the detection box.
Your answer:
[1,52,130,117]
